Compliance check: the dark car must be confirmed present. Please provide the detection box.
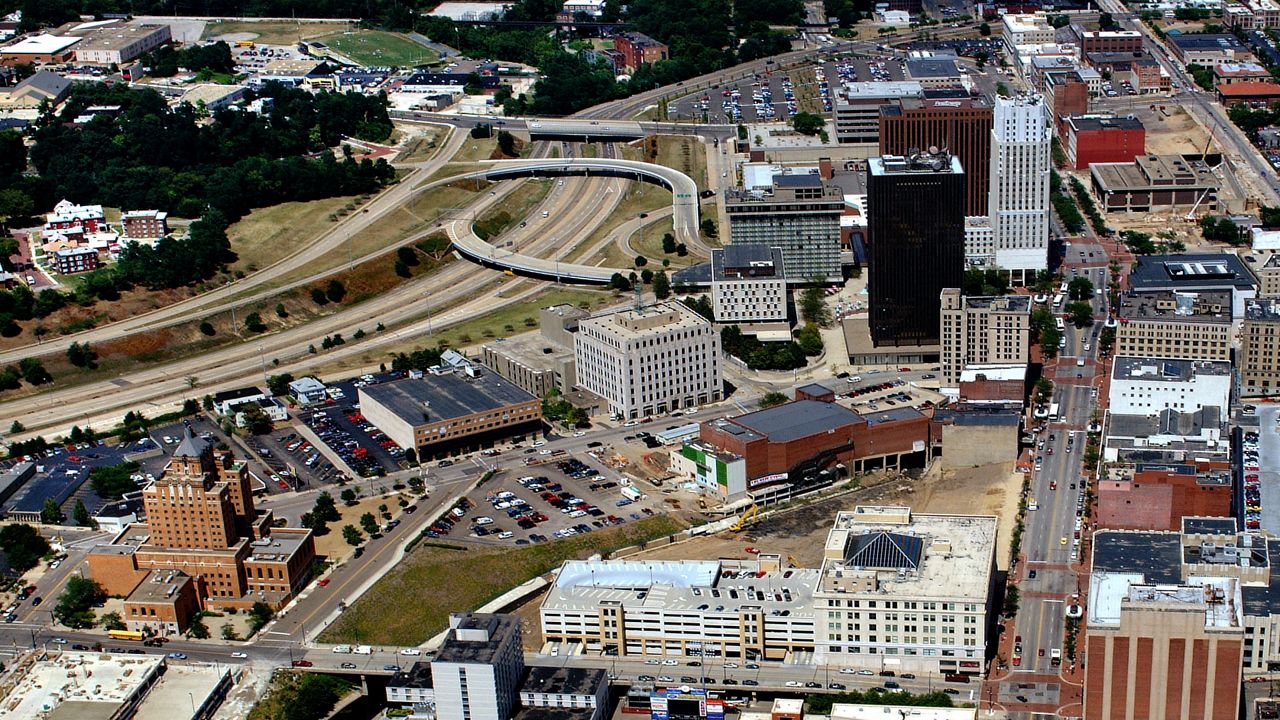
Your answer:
[943,689,960,695]
[879,670,895,677]
[742,679,759,686]
[72,644,90,650]
[804,681,821,688]
[884,681,900,689]
[829,682,846,689]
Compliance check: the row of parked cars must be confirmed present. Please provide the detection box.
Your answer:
[1244,430,1262,530]
[307,408,386,477]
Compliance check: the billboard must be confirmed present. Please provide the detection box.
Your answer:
[650,687,724,720]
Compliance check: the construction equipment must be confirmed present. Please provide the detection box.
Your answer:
[729,504,760,532]
[788,555,800,568]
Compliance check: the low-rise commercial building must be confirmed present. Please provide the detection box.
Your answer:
[834,82,924,144]
[540,556,819,660]
[710,245,787,324]
[1128,253,1259,317]
[0,69,71,108]
[574,301,722,419]
[288,376,329,405]
[1214,61,1273,84]
[518,667,608,720]
[1217,80,1280,105]
[814,506,997,677]
[1169,33,1253,66]
[359,366,541,458]
[939,290,1031,391]
[1097,462,1233,531]
[933,405,1023,469]
[904,58,962,88]
[1065,115,1146,170]
[123,569,201,635]
[1242,297,1280,395]
[1115,290,1233,362]
[1074,27,1144,55]
[1003,14,1055,54]
[0,34,81,65]
[1105,358,1232,463]
[1089,154,1219,214]
[72,20,171,65]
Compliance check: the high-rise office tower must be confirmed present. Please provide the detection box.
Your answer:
[987,94,1052,285]
[724,174,844,283]
[867,152,966,347]
[879,97,993,216]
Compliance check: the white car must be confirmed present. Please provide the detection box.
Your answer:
[661,659,678,666]
[400,648,422,656]
[645,659,661,665]
[839,668,857,674]
[785,681,803,687]
[474,517,494,526]
[231,652,248,659]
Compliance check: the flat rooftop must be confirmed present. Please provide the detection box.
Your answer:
[1117,289,1233,323]
[2,652,163,718]
[2,34,81,54]
[906,57,960,78]
[1245,297,1280,321]
[708,399,861,444]
[839,81,924,102]
[711,245,785,281]
[4,467,87,515]
[868,153,964,176]
[246,530,312,563]
[1170,33,1247,51]
[1069,115,1144,132]
[520,666,606,696]
[818,507,997,602]
[1112,357,1232,382]
[960,294,1031,313]
[482,332,573,368]
[1254,404,1280,536]
[543,558,819,615]
[829,705,977,720]
[126,570,192,603]
[1128,253,1257,292]
[359,369,535,426]
[436,613,520,665]
[1091,155,1218,193]
[1183,516,1238,534]
[130,664,228,720]
[389,661,434,690]
[1091,530,1182,584]
[579,301,711,341]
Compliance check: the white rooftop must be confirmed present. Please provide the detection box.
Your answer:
[960,365,1028,382]
[428,1,512,20]
[2,34,81,55]
[2,652,163,718]
[556,559,722,589]
[829,705,978,720]
[1089,574,1243,629]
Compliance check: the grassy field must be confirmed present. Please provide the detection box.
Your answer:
[564,181,670,262]
[317,29,437,67]
[395,126,447,164]
[654,135,707,189]
[203,20,341,45]
[311,286,613,376]
[471,179,552,241]
[227,195,366,274]
[319,514,686,645]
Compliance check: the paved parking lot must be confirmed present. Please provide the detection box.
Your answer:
[424,455,659,546]
[669,57,907,123]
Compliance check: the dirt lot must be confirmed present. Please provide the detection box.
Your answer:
[1142,104,1210,156]
[313,493,403,561]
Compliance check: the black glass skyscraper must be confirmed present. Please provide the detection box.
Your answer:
[867,151,966,347]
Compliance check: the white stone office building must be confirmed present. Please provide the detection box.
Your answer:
[711,245,787,323]
[813,506,998,678]
[939,290,1032,390]
[432,613,524,720]
[986,94,1052,284]
[574,301,722,419]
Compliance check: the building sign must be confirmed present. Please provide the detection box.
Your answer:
[650,688,723,720]
[749,472,787,488]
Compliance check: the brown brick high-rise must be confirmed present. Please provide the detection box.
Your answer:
[879,97,992,216]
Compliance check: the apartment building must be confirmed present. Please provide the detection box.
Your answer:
[1257,254,1280,296]
[612,32,667,72]
[52,246,99,275]
[87,429,315,619]
[358,365,541,458]
[121,210,168,239]
[1073,26,1143,54]
[939,290,1031,390]
[1115,290,1233,362]
[867,152,966,347]
[813,507,998,677]
[433,614,525,720]
[574,301,722,419]
[1241,297,1280,395]
[710,245,787,323]
[540,557,819,660]
[725,174,843,283]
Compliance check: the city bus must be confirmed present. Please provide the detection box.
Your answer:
[1048,403,1061,422]
[235,40,256,48]
[107,629,145,641]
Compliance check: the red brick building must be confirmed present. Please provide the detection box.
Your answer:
[1076,29,1143,55]
[1096,462,1232,531]
[612,32,668,73]
[1066,115,1146,170]
[121,209,168,239]
[1046,73,1090,134]
[1217,80,1280,105]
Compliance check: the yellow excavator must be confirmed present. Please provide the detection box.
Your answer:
[730,504,760,532]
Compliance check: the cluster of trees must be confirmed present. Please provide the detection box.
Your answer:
[141,41,236,78]
[15,0,415,29]
[1031,307,1062,358]
[1200,215,1248,245]
[54,576,106,629]
[89,461,141,500]
[721,325,818,371]
[807,689,954,714]
[1186,63,1215,91]
[0,358,52,391]
[390,346,445,373]
[249,669,353,720]
[1049,170,1085,234]
[963,268,1011,297]
[543,388,589,427]
[0,523,50,573]
[301,491,341,536]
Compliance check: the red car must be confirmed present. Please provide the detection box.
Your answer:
[292,660,314,667]
[318,578,330,587]
[745,547,760,554]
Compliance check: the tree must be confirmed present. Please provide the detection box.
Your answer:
[1040,325,1062,358]
[795,322,823,355]
[1003,585,1020,617]
[310,287,328,305]
[403,447,418,466]
[72,499,95,528]
[41,497,62,524]
[199,321,215,336]
[343,524,364,546]
[979,22,991,35]
[496,130,517,156]
[247,601,274,635]
[66,342,97,369]
[760,391,789,408]
[791,111,825,136]
[244,312,266,333]
[54,577,105,629]
[325,279,347,303]
[1066,301,1094,328]
[90,461,141,500]
[1067,276,1094,301]
[340,488,358,505]
[394,259,411,278]
[700,218,718,238]
[18,358,51,385]
[653,270,671,299]
[800,288,831,326]
[360,512,379,536]
[239,403,273,434]
[0,523,50,573]
[275,302,289,318]
[661,233,677,254]
[188,616,210,639]
[220,622,239,640]
[267,373,295,397]
[101,611,125,631]
[609,272,631,291]
[1035,377,1054,405]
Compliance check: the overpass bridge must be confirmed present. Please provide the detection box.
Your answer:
[446,157,701,284]
[388,110,734,143]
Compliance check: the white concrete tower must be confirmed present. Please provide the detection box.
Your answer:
[988,94,1052,285]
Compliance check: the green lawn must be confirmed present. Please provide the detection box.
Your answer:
[319,515,685,645]
[203,20,340,45]
[317,30,437,67]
